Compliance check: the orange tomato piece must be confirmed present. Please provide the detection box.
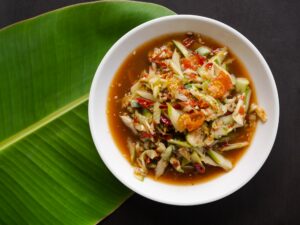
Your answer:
[181,54,205,70]
[208,71,233,98]
[181,58,194,69]
[178,111,205,132]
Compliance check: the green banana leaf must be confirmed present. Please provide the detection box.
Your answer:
[0,1,175,224]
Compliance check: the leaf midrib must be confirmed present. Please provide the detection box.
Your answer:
[0,94,89,151]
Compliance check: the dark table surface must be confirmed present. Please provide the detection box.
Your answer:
[1,0,299,225]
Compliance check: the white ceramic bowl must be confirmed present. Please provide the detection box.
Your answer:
[89,15,279,205]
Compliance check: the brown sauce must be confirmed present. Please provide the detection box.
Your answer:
[107,33,257,185]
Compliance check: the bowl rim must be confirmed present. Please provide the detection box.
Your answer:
[88,14,280,205]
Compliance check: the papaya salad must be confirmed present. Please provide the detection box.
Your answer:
[115,32,267,181]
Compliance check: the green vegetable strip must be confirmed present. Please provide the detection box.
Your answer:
[0,1,175,224]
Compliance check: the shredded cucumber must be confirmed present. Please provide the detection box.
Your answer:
[170,50,183,76]
[153,102,161,124]
[221,141,249,151]
[127,138,136,163]
[211,115,235,138]
[196,46,211,56]
[170,157,184,173]
[167,103,181,131]
[161,145,174,160]
[186,128,205,147]
[191,151,202,164]
[142,109,152,118]
[130,81,141,93]
[152,85,160,99]
[130,100,140,108]
[244,87,252,112]
[236,77,249,93]
[136,90,155,101]
[168,139,191,148]
[232,99,245,125]
[120,115,137,135]
[138,150,158,172]
[173,40,190,58]
[202,155,218,166]
[209,48,227,65]
[155,159,168,178]
[207,149,232,171]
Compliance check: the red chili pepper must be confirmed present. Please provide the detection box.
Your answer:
[140,132,153,139]
[225,111,231,116]
[184,100,194,107]
[181,58,193,69]
[156,60,167,68]
[194,163,205,174]
[182,54,205,70]
[173,103,182,110]
[162,134,172,140]
[159,104,167,109]
[172,161,179,168]
[160,115,172,126]
[182,37,195,47]
[239,106,245,115]
[188,73,197,80]
[136,98,154,108]
[205,62,213,69]
[145,157,151,164]
[194,53,205,65]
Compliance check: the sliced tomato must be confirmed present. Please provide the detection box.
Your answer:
[208,71,233,98]
[178,111,205,132]
[239,105,245,115]
[194,53,205,65]
[182,54,206,70]
[181,58,194,69]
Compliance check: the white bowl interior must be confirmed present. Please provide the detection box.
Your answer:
[89,15,279,205]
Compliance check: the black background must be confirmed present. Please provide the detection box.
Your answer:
[1,1,299,225]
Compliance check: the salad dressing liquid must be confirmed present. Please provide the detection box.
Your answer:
[107,33,257,185]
